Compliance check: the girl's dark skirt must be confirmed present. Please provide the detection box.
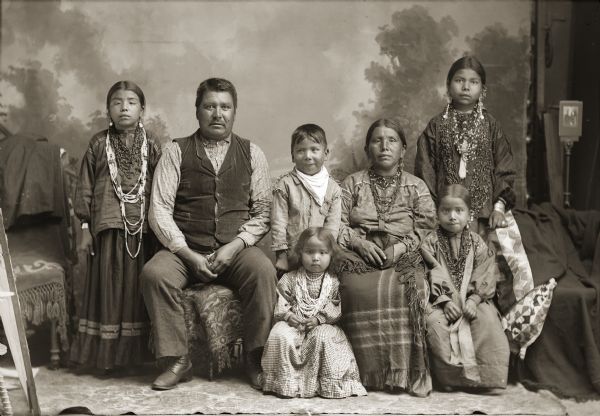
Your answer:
[70,228,154,370]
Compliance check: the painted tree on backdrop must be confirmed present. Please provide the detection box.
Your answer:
[330,6,529,194]
[0,62,89,159]
[330,5,458,179]
[1,62,170,167]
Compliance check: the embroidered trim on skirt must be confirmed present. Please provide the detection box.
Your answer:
[70,228,154,369]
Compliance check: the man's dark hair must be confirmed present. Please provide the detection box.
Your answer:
[195,78,237,110]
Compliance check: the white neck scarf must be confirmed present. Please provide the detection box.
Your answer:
[295,166,329,206]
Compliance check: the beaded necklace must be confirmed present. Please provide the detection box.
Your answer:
[368,167,403,231]
[439,105,493,219]
[436,226,472,290]
[293,269,333,319]
[448,105,483,179]
[105,124,148,258]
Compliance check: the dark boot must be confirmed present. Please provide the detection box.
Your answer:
[245,349,263,390]
[151,355,192,390]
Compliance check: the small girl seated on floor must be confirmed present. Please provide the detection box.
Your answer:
[421,184,509,392]
[271,124,342,276]
[261,227,367,398]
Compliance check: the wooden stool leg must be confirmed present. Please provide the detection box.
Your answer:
[49,320,60,369]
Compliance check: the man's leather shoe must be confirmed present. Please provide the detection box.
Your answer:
[151,355,192,390]
[245,350,263,390]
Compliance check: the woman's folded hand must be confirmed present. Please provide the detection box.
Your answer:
[354,239,387,267]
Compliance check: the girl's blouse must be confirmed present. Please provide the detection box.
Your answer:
[421,230,497,307]
[415,110,516,219]
[75,129,162,235]
[338,169,436,252]
[274,268,341,325]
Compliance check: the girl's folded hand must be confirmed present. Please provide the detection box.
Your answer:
[443,301,462,323]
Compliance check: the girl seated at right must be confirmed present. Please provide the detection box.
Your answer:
[271,124,341,275]
[261,227,367,398]
[422,184,509,391]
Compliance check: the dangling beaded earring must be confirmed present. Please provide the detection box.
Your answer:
[443,92,451,120]
[477,88,486,120]
[138,120,144,128]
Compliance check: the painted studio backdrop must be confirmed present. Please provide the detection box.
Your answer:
[1,0,530,197]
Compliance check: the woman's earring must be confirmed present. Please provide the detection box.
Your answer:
[138,120,144,128]
[477,88,486,120]
[443,93,451,119]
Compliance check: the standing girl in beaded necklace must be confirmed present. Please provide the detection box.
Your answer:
[415,56,516,236]
[261,227,366,398]
[421,184,509,391]
[71,81,162,373]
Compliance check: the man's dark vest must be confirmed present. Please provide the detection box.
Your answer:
[173,132,252,252]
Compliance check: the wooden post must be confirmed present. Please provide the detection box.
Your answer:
[0,210,40,416]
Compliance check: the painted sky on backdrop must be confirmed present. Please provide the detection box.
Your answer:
[1,0,529,175]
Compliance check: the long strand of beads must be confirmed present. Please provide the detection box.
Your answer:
[105,126,148,258]
[294,270,332,319]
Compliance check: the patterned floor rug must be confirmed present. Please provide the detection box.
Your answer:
[16,367,567,415]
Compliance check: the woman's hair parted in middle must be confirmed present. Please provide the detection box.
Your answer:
[293,227,340,263]
[438,183,472,210]
[365,118,407,148]
[290,124,328,154]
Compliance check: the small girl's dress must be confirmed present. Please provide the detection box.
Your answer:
[261,268,367,398]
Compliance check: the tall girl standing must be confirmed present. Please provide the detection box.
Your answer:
[71,81,162,372]
[415,56,516,235]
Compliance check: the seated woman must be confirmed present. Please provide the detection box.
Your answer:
[336,118,436,397]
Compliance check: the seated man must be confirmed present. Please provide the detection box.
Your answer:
[141,78,277,390]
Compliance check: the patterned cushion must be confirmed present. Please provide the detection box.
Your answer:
[502,278,557,359]
[182,284,244,380]
[8,223,69,350]
[489,211,556,359]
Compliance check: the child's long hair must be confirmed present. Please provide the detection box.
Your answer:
[438,183,472,211]
[290,124,328,154]
[446,56,486,86]
[106,80,146,110]
[293,227,340,268]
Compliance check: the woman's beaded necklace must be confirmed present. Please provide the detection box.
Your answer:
[293,269,333,319]
[105,123,148,258]
[368,167,403,230]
